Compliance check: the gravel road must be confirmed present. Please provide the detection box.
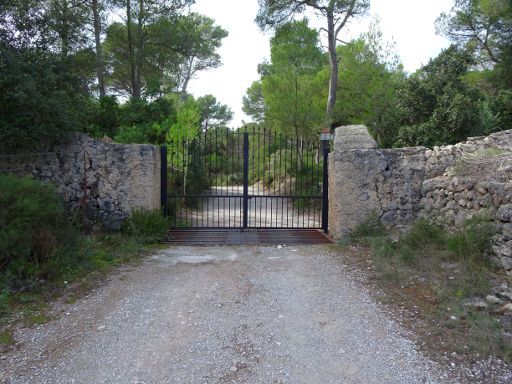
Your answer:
[0,245,448,383]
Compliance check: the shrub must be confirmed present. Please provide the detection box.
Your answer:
[446,219,495,263]
[0,175,76,286]
[121,209,169,244]
[344,210,386,244]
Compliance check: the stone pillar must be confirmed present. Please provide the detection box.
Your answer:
[328,125,382,239]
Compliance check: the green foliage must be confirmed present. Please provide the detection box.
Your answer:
[260,20,325,138]
[103,11,226,98]
[88,96,121,138]
[0,46,91,153]
[332,37,405,146]
[0,175,79,292]
[345,210,386,244]
[112,97,177,145]
[347,214,512,361]
[491,89,512,130]
[243,81,266,123]
[197,95,233,131]
[393,46,483,147]
[0,330,14,346]
[121,210,170,244]
[436,0,512,66]
[446,219,495,262]
[256,0,370,127]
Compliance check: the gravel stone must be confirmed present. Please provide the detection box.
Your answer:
[1,245,449,383]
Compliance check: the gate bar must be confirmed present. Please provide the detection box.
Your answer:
[320,130,331,233]
[160,146,168,217]
[242,131,249,229]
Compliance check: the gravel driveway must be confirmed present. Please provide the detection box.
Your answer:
[1,245,448,383]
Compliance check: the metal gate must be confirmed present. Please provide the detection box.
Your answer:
[161,127,330,232]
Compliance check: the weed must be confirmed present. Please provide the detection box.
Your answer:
[446,219,494,263]
[0,174,78,286]
[343,211,386,245]
[350,215,511,362]
[24,314,50,326]
[0,330,14,346]
[449,148,512,182]
[121,209,170,244]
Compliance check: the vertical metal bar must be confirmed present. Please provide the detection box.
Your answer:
[290,133,294,228]
[242,130,249,229]
[321,139,330,233]
[227,130,231,228]
[279,132,284,228]
[258,128,262,228]
[171,142,177,227]
[285,133,289,228]
[300,138,304,228]
[160,146,168,218]
[202,132,206,228]
[303,140,313,228]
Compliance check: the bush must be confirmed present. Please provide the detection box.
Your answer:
[121,209,169,244]
[344,210,386,244]
[0,46,91,153]
[0,175,77,286]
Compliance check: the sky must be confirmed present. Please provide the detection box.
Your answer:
[188,0,455,128]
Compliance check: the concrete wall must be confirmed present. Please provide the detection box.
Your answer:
[1,133,161,230]
[329,126,512,273]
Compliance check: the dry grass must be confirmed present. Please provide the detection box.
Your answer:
[449,148,512,182]
[340,216,512,363]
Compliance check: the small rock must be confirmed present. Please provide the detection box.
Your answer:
[274,341,282,347]
[462,298,488,310]
[497,303,512,314]
[229,365,238,372]
[497,204,512,222]
[486,295,503,305]
[497,291,512,301]
[500,256,512,269]
[97,325,106,331]
[450,316,457,321]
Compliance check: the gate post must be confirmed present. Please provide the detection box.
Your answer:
[160,145,168,217]
[242,131,249,229]
[320,129,332,233]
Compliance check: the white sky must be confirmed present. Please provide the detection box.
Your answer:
[188,0,455,128]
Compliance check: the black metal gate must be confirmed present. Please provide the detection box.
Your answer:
[161,127,330,232]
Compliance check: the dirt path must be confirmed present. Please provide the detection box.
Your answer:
[1,245,447,383]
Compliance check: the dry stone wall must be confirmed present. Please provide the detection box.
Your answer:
[329,126,512,274]
[0,134,161,230]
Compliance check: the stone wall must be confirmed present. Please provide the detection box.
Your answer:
[0,134,161,230]
[329,125,512,273]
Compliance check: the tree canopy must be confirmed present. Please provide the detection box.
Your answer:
[0,0,230,153]
[256,0,370,128]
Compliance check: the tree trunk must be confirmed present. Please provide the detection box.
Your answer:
[326,10,338,130]
[126,0,138,98]
[135,0,144,99]
[61,0,70,58]
[180,57,194,96]
[92,0,106,97]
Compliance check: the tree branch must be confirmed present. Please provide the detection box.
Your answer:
[334,0,356,38]
[468,18,500,63]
